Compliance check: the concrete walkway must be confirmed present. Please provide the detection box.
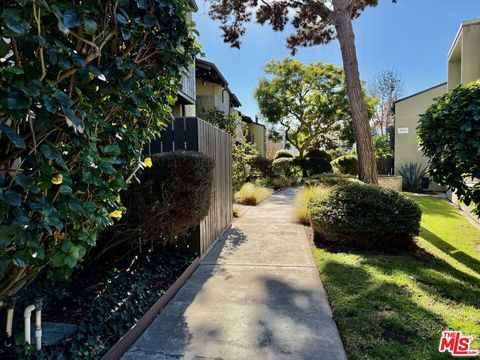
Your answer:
[123,188,346,360]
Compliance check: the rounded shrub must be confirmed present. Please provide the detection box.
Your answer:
[272,157,300,178]
[126,152,215,240]
[273,149,294,160]
[308,183,422,249]
[302,149,333,176]
[305,173,360,187]
[331,155,358,175]
[251,156,274,179]
[306,149,332,162]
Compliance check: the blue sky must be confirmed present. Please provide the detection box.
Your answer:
[193,0,480,119]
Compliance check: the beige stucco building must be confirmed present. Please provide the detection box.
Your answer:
[394,19,480,190]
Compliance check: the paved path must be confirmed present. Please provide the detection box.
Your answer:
[123,188,346,360]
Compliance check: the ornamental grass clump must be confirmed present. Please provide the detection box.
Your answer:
[308,183,422,250]
[235,183,273,205]
[294,185,330,224]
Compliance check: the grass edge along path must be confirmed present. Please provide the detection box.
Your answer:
[312,195,480,360]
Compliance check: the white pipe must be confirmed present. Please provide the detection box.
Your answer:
[35,309,42,350]
[24,304,35,345]
[6,308,14,337]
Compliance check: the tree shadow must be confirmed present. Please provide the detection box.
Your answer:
[256,274,347,359]
[420,226,480,276]
[319,260,454,359]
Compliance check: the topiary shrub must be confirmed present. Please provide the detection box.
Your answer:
[308,183,422,249]
[302,149,332,176]
[331,155,358,175]
[305,173,360,187]
[251,155,274,179]
[272,156,301,178]
[273,149,294,160]
[327,148,349,161]
[418,81,480,215]
[0,0,199,296]
[93,152,215,261]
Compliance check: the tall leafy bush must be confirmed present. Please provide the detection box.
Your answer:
[0,0,199,296]
[418,81,480,215]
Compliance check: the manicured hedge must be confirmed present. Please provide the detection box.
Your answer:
[273,149,294,160]
[301,149,332,176]
[308,183,422,249]
[331,155,358,175]
[305,173,360,187]
[125,151,215,241]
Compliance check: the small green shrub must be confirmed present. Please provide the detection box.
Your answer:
[251,156,274,179]
[273,149,294,160]
[305,173,360,187]
[235,183,273,205]
[331,155,358,175]
[308,183,422,249]
[396,162,428,192]
[294,185,331,224]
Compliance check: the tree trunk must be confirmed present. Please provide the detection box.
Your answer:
[333,0,378,184]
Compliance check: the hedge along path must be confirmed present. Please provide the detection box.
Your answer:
[123,188,346,360]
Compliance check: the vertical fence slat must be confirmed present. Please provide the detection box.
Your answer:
[148,116,232,257]
[174,118,186,151]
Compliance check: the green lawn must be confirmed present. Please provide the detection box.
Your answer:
[313,196,480,360]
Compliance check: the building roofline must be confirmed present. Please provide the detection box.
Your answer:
[395,82,447,105]
[448,19,480,59]
[196,58,242,107]
[188,0,198,11]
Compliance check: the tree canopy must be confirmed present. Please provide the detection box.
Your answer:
[369,69,404,135]
[207,0,398,183]
[255,58,375,156]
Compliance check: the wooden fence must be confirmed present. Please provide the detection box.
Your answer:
[377,157,394,175]
[145,117,232,256]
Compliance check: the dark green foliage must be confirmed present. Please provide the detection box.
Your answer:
[305,173,360,187]
[331,155,358,175]
[251,156,274,179]
[97,152,214,259]
[301,149,333,176]
[418,81,480,215]
[22,251,193,359]
[0,0,199,296]
[273,149,294,160]
[201,109,258,192]
[327,148,350,161]
[308,183,422,249]
[305,149,332,161]
[272,157,300,178]
[396,162,428,192]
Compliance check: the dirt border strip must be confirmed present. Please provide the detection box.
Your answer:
[101,257,201,360]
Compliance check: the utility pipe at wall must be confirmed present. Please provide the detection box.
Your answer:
[24,304,35,345]
[6,297,15,338]
[34,299,42,350]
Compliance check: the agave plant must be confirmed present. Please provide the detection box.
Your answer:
[396,162,429,192]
